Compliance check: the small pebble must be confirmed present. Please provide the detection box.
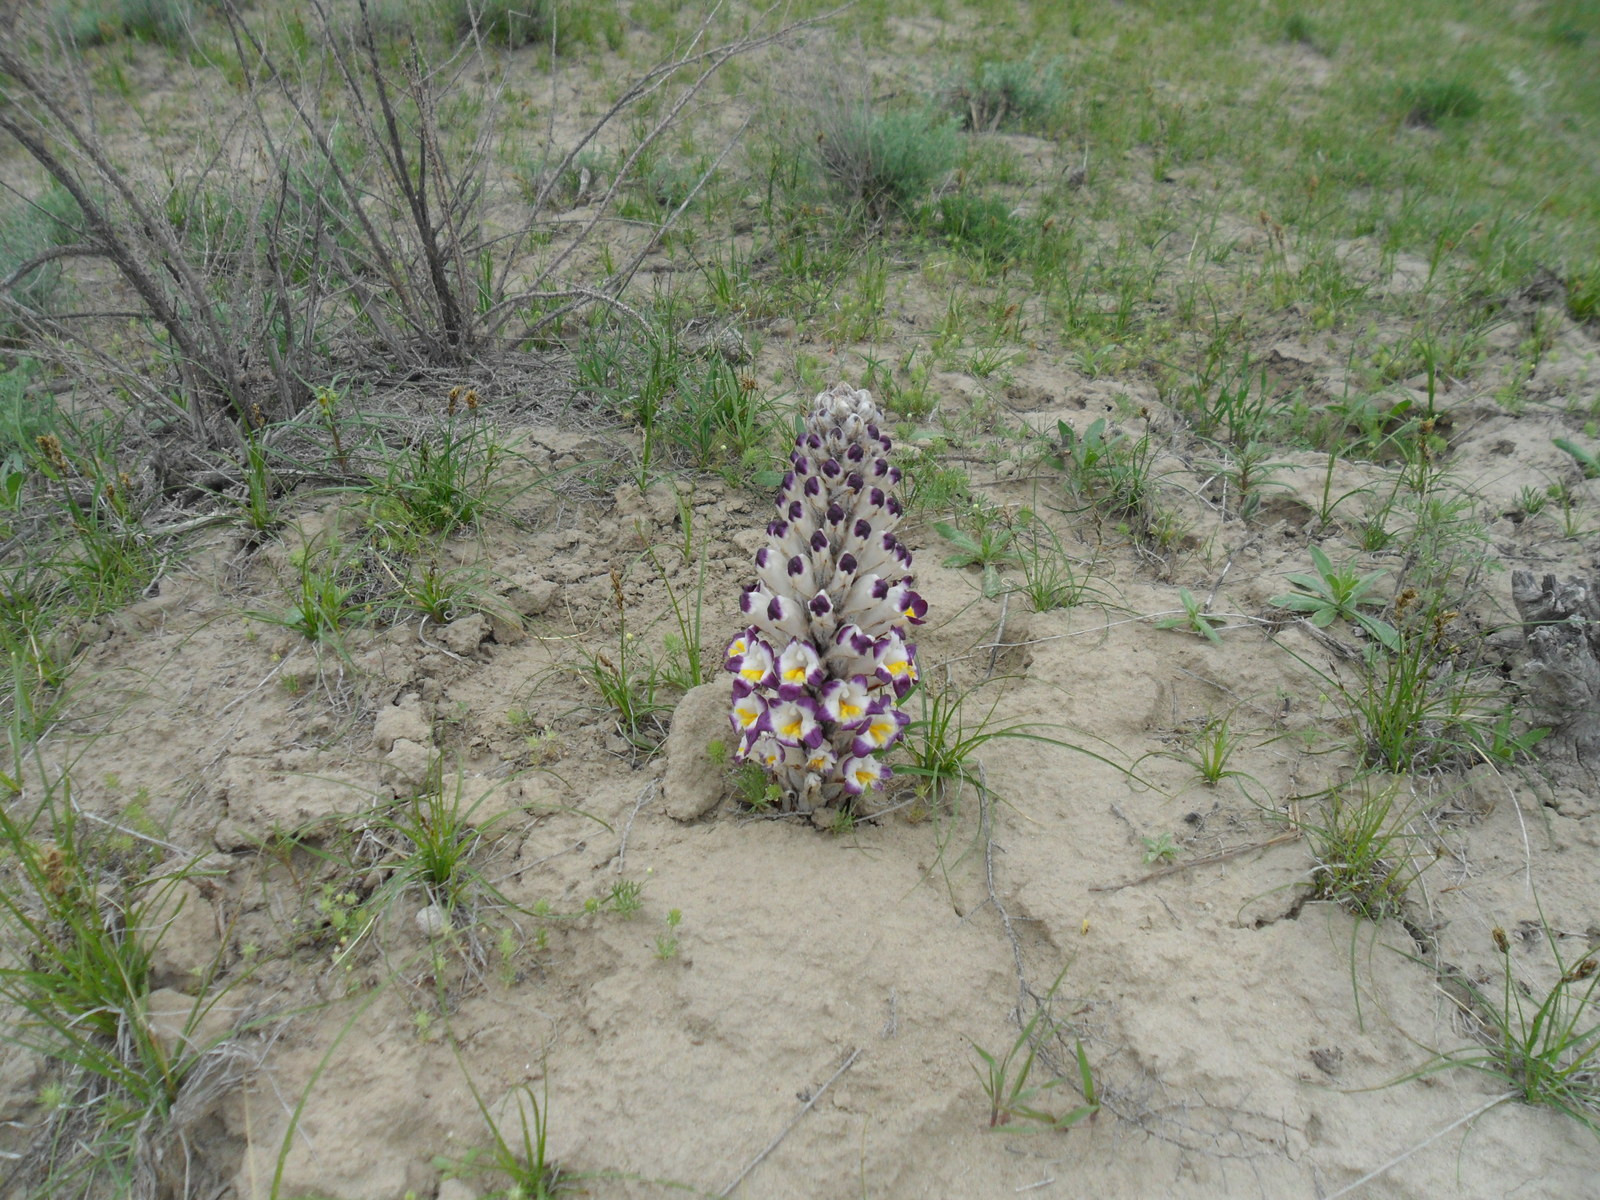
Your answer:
[416,904,448,937]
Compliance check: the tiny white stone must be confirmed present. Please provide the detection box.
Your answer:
[415,904,448,937]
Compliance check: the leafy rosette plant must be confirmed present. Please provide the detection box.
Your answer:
[726,384,926,812]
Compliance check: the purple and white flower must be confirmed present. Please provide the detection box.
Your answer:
[724,384,922,812]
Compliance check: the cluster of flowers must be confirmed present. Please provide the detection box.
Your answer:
[725,384,925,811]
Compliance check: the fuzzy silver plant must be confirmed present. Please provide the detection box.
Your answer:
[725,383,925,812]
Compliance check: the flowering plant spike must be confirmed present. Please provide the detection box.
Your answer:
[726,384,925,812]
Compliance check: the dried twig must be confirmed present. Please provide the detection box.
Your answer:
[614,780,656,874]
[1322,1092,1513,1200]
[1088,830,1300,893]
[718,1047,863,1198]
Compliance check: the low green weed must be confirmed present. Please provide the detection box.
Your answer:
[1400,77,1484,128]
[1514,484,1553,519]
[1153,588,1225,645]
[895,676,1123,805]
[1299,777,1418,922]
[1334,626,1503,775]
[443,1069,571,1199]
[1054,418,1155,524]
[394,559,486,625]
[1140,833,1179,865]
[0,766,239,1196]
[602,334,778,483]
[573,571,672,748]
[920,194,1026,264]
[1424,923,1600,1129]
[952,54,1068,133]
[936,505,1021,598]
[1179,357,1282,447]
[1010,521,1107,613]
[898,441,971,514]
[25,422,158,614]
[1160,711,1252,789]
[645,542,709,691]
[1270,545,1400,651]
[654,909,682,960]
[731,761,782,811]
[811,100,960,220]
[667,360,779,477]
[238,431,279,534]
[970,966,1097,1132]
[277,535,365,644]
[367,774,491,917]
[1481,706,1550,766]
[367,397,504,539]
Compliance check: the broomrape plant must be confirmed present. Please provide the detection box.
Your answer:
[724,385,926,814]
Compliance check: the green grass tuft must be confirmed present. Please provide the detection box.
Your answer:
[1400,77,1484,127]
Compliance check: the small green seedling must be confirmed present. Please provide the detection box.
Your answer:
[1270,545,1400,651]
[654,909,682,960]
[1154,588,1225,644]
[1483,708,1551,765]
[971,969,1098,1132]
[936,511,1020,598]
[1182,712,1249,787]
[1141,833,1179,864]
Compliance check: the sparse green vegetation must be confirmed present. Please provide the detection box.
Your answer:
[810,100,961,220]
[1399,77,1484,128]
[1424,922,1600,1129]
[951,53,1068,133]
[1299,777,1418,921]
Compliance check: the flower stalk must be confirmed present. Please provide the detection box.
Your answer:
[726,384,924,813]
